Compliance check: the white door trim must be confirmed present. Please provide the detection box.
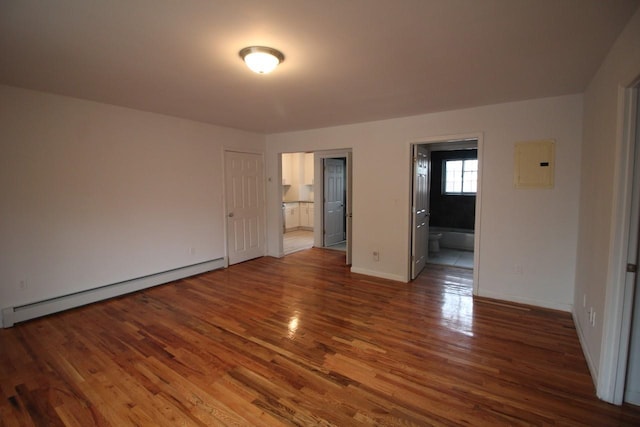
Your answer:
[346,151,353,265]
[599,84,639,404]
[277,152,287,258]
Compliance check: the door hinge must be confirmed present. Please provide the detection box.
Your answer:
[627,263,637,273]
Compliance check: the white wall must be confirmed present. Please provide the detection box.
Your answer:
[266,94,583,311]
[0,85,264,327]
[574,8,640,400]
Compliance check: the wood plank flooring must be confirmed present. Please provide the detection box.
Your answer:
[2,248,640,426]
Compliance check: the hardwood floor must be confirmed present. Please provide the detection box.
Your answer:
[2,248,639,426]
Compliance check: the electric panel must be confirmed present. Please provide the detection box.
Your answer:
[514,140,555,189]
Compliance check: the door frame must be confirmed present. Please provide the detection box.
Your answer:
[601,83,640,404]
[623,85,640,405]
[315,149,353,265]
[408,132,483,295]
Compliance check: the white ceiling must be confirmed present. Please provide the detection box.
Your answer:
[1,0,638,133]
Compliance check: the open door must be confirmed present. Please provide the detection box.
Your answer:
[324,158,346,247]
[346,152,353,265]
[624,87,640,405]
[411,145,430,279]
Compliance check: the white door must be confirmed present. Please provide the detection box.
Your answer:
[225,151,265,265]
[625,89,640,405]
[345,152,353,265]
[324,158,345,246]
[411,145,430,279]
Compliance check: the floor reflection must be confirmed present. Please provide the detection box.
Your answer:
[440,281,474,337]
[288,313,300,339]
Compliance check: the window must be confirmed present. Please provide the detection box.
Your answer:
[443,159,477,194]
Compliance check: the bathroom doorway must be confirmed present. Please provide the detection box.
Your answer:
[409,136,482,293]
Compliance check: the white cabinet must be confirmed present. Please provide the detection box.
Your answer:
[304,153,314,185]
[299,202,309,228]
[299,202,314,230]
[284,202,299,230]
[283,152,314,187]
[284,202,314,231]
[282,153,293,186]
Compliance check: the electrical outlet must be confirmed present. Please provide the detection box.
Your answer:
[189,247,196,255]
[373,251,379,262]
[18,279,27,290]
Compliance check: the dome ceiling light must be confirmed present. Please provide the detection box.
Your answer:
[239,46,285,74]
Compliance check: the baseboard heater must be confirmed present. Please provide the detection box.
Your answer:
[2,258,226,328]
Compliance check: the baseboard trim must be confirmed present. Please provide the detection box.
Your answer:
[350,267,406,282]
[573,309,599,390]
[477,289,572,312]
[2,258,225,328]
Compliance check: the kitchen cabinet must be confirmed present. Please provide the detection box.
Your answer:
[282,153,294,186]
[284,202,299,230]
[284,202,314,231]
[304,153,314,185]
[299,202,314,230]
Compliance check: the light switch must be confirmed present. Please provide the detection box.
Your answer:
[514,140,555,189]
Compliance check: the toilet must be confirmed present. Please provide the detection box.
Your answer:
[428,232,443,254]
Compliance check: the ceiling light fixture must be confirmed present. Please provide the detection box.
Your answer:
[239,46,284,74]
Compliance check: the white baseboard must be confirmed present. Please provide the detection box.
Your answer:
[350,267,407,282]
[477,289,572,312]
[2,258,225,328]
[573,309,599,390]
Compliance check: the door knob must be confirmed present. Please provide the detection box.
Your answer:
[228,212,234,218]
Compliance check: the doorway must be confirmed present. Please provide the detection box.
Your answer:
[311,150,353,265]
[279,150,352,265]
[281,152,315,255]
[596,82,640,405]
[409,136,482,293]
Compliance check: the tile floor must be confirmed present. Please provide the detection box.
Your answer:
[325,241,346,252]
[427,248,474,269]
[284,230,347,255]
[283,230,314,255]
[284,231,470,268]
